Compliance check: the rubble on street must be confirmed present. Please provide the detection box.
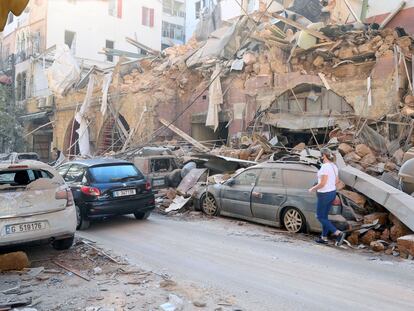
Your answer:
[0,238,239,311]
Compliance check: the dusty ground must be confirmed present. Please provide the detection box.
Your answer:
[79,211,414,311]
[2,211,414,311]
[0,236,237,311]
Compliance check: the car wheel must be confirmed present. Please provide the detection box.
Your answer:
[201,193,219,216]
[134,211,151,220]
[52,235,75,250]
[76,206,90,230]
[282,207,306,233]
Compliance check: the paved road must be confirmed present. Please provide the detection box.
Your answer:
[79,213,414,311]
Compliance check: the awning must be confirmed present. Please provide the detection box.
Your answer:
[261,112,336,130]
[19,111,50,121]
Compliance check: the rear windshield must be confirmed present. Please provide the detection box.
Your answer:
[89,164,144,183]
[18,154,39,160]
[0,169,53,186]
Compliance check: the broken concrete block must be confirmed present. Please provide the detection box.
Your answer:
[239,149,252,160]
[392,149,405,166]
[347,231,359,245]
[404,95,414,107]
[338,143,353,156]
[358,43,373,54]
[312,56,325,67]
[384,161,397,172]
[0,251,30,271]
[384,35,395,45]
[390,221,412,242]
[344,152,362,163]
[338,47,354,59]
[166,188,177,200]
[259,63,272,75]
[292,142,306,153]
[355,144,373,157]
[370,241,385,252]
[397,235,414,257]
[360,153,377,168]
[340,190,366,207]
[381,228,391,241]
[360,230,379,245]
[243,52,257,65]
[364,212,388,226]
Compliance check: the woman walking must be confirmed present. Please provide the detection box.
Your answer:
[309,148,345,246]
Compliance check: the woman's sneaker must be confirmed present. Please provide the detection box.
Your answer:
[315,237,328,244]
[335,232,346,246]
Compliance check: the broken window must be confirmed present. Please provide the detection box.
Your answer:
[150,159,172,173]
[105,40,114,62]
[142,7,154,27]
[64,165,85,183]
[16,72,27,101]
[0,169,53,187]
[64,30,76,54]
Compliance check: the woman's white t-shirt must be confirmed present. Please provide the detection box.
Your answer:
[317,163,338,193]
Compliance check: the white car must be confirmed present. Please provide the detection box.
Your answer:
[0,161,77,250]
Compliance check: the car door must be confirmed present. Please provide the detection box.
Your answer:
[63,164,87,202]
[251,168,286,222]
[220,168,261,217]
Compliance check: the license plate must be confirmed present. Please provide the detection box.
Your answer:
[5,221,47,235]
[153,179,165,187]
[113,189,136,197]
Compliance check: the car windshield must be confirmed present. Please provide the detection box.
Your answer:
[18,154,39,160]
[89,164,143,183]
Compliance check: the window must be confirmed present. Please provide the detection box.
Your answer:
[233,169,260,186]
[105,40,114,62]
[89,165,143,183]
[162,21,185,41]
[257,169,283,186]
[142,7,154,27]
[108,0,122,18]
[16,72,27,101]
[0,170,52,186]
[7,12,14,25]
[64,30,76,54]
[163,0,185,18]
[195,1,201,18]
[57,164,71,177]
[150,159,174,173]
[283,170,316,189]
[64,165,86,183]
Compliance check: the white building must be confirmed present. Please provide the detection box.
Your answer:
[162,0,186,49]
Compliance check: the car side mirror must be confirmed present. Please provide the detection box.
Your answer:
[227,178,235,186]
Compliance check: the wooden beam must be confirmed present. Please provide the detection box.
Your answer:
[159,118,210,152]
[272,14,332,42]
[343,0,362,23]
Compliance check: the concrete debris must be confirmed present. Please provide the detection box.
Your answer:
[0,251,30,271]
[160,294,184,311]
[397,235,414,257]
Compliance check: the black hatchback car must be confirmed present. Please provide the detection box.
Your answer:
[57,158,155,229]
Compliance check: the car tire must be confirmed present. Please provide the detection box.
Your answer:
[134,211,151,220]
[282,207,306,233]
[200,193,219,216]
[52,235,74,250]
[76,205,90,230]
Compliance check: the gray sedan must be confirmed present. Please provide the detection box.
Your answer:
[195,161,347,233]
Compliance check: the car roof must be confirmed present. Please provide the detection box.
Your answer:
[252,161,318,172]
[0,160,53,170]
[66,158,133,167]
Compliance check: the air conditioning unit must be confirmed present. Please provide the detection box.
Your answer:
[37,97,46,109]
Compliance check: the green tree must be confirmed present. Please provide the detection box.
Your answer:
[0,84,25,153]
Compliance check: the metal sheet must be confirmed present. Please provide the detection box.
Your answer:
[177,168,207,194]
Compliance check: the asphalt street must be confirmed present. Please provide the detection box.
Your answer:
[79,213,414,311]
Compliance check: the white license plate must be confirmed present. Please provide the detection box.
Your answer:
[5,221,47,235]
[153,179,165,187]
[113,189,136,197]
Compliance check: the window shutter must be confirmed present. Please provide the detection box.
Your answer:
[149,8,154,27]
[142,7,147,26]
[117,0,122,18]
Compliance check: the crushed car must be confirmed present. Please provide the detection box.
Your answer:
[0,160,77,250]
[193,158,349,233]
